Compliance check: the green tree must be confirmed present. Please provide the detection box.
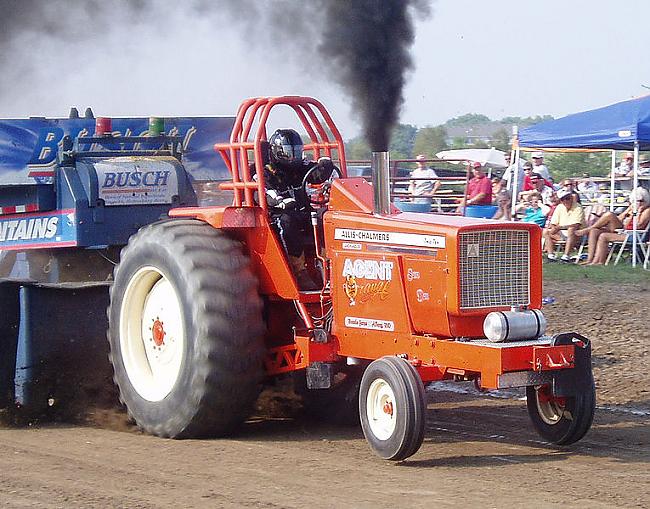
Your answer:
[345,136,371,160]
[389,124,418,160]
[488,128,511,152]
[543,152,611,180]
[412,126,449,158]
[445,113,491,127]
[451,136,467,149]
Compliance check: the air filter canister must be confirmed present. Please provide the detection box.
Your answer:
[483,309,546,342]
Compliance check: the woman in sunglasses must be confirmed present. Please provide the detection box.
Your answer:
[575,187,650,265]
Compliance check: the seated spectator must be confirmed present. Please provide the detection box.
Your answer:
[492,190,512,220]
[491,176,506,199]
[559,178,582,204]
[634,157,650,176]
[520,172,554,205]
[612,152,634,177]
[577,172,600,200]
[575,187,650,265]
[458,162,492,209]
[612,152,634,190]
[409,154,441,204]
[516,191,549,227]
[543,188,585,262]
[544,191,560,227]
[522,162,535,190]
[559,178,577,192]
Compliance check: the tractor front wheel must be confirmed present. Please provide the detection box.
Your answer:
[108,219,264,438]
[359,357,426,461]
[526,380,595,445]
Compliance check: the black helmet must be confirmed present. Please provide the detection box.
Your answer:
[269,129,303,165]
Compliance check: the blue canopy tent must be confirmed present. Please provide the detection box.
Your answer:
[514,95,650,266]
[518,94,650,150]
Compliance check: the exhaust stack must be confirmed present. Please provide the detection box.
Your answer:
[372,151,391,215]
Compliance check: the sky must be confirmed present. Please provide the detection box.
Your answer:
[1,0,649,139]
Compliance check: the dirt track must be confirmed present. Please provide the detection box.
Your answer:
[1,279,649,508]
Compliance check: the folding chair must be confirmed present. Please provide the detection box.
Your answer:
[573,205,604,263]
[605,223,650,266]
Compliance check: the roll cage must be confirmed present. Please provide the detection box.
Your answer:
[215,96,348,210]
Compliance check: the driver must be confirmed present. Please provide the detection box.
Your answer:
[257,128,338,290]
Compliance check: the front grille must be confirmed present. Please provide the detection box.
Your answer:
[458,230,530,309]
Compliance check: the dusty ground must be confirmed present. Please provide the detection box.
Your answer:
[1,279,649,508]
[542,279,650,411]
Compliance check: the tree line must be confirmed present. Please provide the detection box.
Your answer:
[345,114,613,180]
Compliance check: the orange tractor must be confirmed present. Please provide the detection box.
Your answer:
[107,96,595,460]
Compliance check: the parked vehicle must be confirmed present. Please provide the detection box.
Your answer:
[0,111,233,413]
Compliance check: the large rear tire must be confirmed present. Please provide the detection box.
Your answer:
[108,219,264,438]
[526,379,595,445]
[359,357,426,461]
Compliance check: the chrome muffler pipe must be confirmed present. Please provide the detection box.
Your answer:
[372,151,391,215]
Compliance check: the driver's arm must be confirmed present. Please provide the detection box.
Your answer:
[266,189,296,210]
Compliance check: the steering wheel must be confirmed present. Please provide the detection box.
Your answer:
[302,161,341,207]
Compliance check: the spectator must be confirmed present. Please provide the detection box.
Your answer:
[544,191,561,227]
[577,172,600,200]
[503,152,525,195]
[531,152,552,183]
[559,178,576,191]
[635,157,650,176]
[520,172,554,205]
[576,187,650,265]
[559,178,581,204]
[543,188,585,262]
[492,190,512,220]
[462,162,492,206]
[491,176,506,199]
[612,152,634,177]
[516,191,549,227]
[409,154,441,204]
[612,152,634,190]
[521,161,535,190]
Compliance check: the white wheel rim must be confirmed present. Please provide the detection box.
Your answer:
[119,266,185,402]
[535,390,566,425]
[366,378,397,441]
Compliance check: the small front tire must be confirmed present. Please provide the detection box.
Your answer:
[526,379,595,445]
[359,357,426,461]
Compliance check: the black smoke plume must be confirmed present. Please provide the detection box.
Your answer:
[0,0,431,150]
[318,0,430,151]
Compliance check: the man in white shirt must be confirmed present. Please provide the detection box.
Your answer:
[503,152,525,195]
[609,152,635,190]
[613,152,634,177]
[409,154,441,204]
[531,152,552,183]
[577,172,600,200]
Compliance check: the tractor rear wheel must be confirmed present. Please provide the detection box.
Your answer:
[359,357,426,461]
[108,219,264,438]
[526,379,595,445]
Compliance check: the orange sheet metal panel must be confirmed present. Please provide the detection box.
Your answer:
[330,249,412,358]
[169,206,299,299]
[401,256,452,337]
